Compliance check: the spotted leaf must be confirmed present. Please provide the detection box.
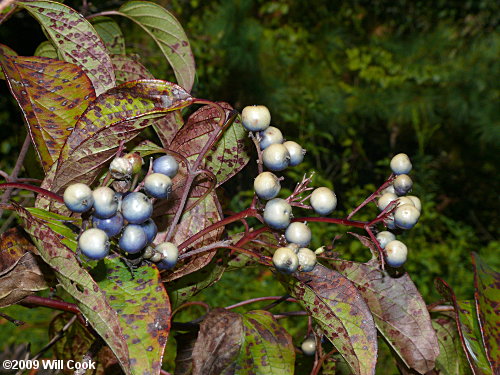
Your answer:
[436,278,492,375]
[91,16,126,55]
[116,1,195,91]
[285,264,378,375]
[472,253,500,373]
[112,54,153,84]
[14,204,131,375]
[18,1,115,95]
[0,48,96,172]
[95,257,171,375]
[328,258,439,374]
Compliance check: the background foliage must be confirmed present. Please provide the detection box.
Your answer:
[0,0,498,373]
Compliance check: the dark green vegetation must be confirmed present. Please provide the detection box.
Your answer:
[0,1,498,374]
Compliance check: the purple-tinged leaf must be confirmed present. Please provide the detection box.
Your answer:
[91,16,126,55]
[436,278,492,375]
[432,313,472,375]
[34,41,58,59]
[0,227,39,275]
[154,110,185,148]
[190,309,295,375]
[472,253,500,372]
[96,257,171,375]
[328,258,439,374]
[43,79,192,194]
[0,49,96,172]
[112,54,154,84]
[18,0,115,95]
[13,204,131,375]
[116,1,195,92]
[285,264,378,375]
[158,191,223,282]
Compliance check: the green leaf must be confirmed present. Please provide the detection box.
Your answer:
[42,79,192,196]
[34,41,58,59]
[94,257,171,375]
[14,204,131,375]
[111,54,154,84]
[328,258,439,373]
[90,16,126,55]
[285,264,378,375]
[472,253,500,372]
[0,43,16,80]
[432,314,472,375]
[0,48,96,172]
[18,0,115,95]
[436,278,492,375]
[190,308,295,375]
[116,1,195,92]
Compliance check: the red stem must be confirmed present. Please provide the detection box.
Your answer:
[0,182,64,203]
[226,296,299,310]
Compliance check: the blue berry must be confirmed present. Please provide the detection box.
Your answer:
[92,212,124,237]
[92,186,120,219]
[259,126,283,149]
[262,143,290,171]
[283,141,305,166]
[153,155,179,178]
[155,242,179,270]
[241,105,271,132]
[385,240,408,267]
[142,219,158,243]
[393,174,413,195]
[263,198,292,229]
[144,173,172,199]
[79,228,110,260]
[63,183,94,213]
[119,224,147,254]
[121,192,153,224]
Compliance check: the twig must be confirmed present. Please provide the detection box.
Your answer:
[171,301,210,318]
[347,175,394,220]
[226,296,298,310]
[177,240,232,260]
[273,311,309,320]
[32,315,77,360]
[0,182,64,203]
[0,312,25,326]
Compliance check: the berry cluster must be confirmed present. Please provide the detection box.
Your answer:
[63,153,180,269]
[242,105,339,275]
[376,153,421,267]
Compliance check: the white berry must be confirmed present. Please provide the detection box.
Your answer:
[263,198,292,229]
[407,195,421,211]
[376,231,396,249]
[390,153,412,175]
[297,247,317,272]
[394,204,420,229]
[301,337,316,356]
[254,172,281,200]
[285,222,312,247]
[259,126,283,149]
[385,240,408,267]
[64,183,94,213]
[310,187,337,215]
[377,192,397,211]
[241,105,271,132]
[283,141,305,166]
[262,143,290,171]
[272,247,299,274]
[394,174,413,195]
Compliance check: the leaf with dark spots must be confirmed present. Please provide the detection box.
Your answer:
[13,204,131,375]
[44,79,192,194]
[154,110,185,148]
[237,310,295,374]
[34,40,58,59]
[328,258,439,374]
[432,313,472,375]
[0,228,49,307]
[95,257,171,375]
[285,263,378,375]
[436,278,492,375]
[167,251,227,309]
[192,308,243,375]
[18,0,115,95]
[472,253,500,372]
[158,191,223,282]
[170,102,251,188]
[0,50,96,172]
[227,231,278,270]
[117,1,195,92]
[129,139,164,158]
[175,332,197,375]
[112,54,154,84]
[50,313,121,375]
[91,16,126,55]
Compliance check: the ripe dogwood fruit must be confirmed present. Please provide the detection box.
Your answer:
[297,247,316,272]
[407,195,422,211]
[283,141,305,166]
[390,153,412,175]
[119,224,148,254]
[376,231,396,249]
[263,198,292,229]
[310,187,337,215]
[377,192,398,211]
[156,242,179,270]
[394,204,420,229]
[394,174,413,195]
[272,247,299,274]
[254,171,281,200]
[285,222,312,247]
[396,196,415,207]
[79,228,110,260]
[109,157,133,180]
[142,219,158,243]
[63,183,94,213]
[385,240,408,267]
[381,184,396,195]
[121,192,153,224]
[262,143,290,171]
[259,126,283,149]
[92,186,120,219]
[92,212,124,237]
[153,155,179,178]
[144,173,173,199]
[286,243,300,254]
[301,337,316,356]
[241,105,271,131]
